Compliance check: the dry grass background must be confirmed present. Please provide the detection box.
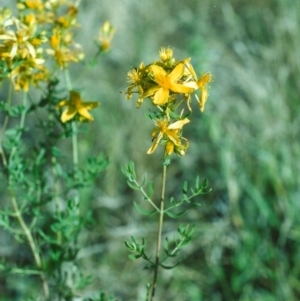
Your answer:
[1,0,300,300]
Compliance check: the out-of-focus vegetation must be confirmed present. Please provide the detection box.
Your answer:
[1,0,300,300]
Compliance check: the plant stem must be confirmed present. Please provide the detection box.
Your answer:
[10,191,49,299]
[0,81,12,167]
[150,164,167,301]
[72,121,79,167]
[63,69,80,296]
[131,179,159,211]
[52,156,62,243]
[8,91,49,299]
[8,92,27,162]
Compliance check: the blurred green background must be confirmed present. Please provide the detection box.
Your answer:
[1,0,300,300]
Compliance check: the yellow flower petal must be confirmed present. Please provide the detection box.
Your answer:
[147,132,163,154]
[57,90,98,123]
[153,87,169,105]
[78,107,94,121]
[61,107,77,123]
[199,87,208,112]
[169,83,194,94]
[197,73,212,112]
[167,118,190,129]
[56,99,69,108]
[168,63,185,82]
[165,141,174,156]
[142,86,160,98]
[150,65,167,85]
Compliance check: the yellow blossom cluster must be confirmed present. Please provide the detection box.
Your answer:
[0,1,114,123]
[0,7,48,91]
[0,1,82,91]
[125,47,212,157]
[18,0,84,69]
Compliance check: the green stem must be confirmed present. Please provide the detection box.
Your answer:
[8,92,27,162]
[150,164,167,301]
[0,81,13,167]
[10,191,49,299]
[163,193,196,213]
[72,121,79,167]
[132,179,159,211]
[64,69,79,168]
[63,68,80,297]
[64,68,72,91]
[51,156,62,243]
[7,91,49,299]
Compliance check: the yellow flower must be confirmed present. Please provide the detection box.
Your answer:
[47,28,84,68]
[10,57,48,91]
[0,20,36,59]
[57,90,99,123]
[183,62,212,112]
[145,63,195,106]
[96,21,115,51]
[196,73,212,112]
[147,118,190,156]
[20,0,44,10]
[56,5,78,29]
[127,65,143,85]
[126,62,145,106]
[159,47,174,63]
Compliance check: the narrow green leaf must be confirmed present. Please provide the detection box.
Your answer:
[165,209,189,218]
[163,156,171,166]
[182,181,188,195]
[128,161,136,180]
[140,173,147,187]
[37,229,57,244]
[51,146,63,157]
[169,196,176,204]
[128,254,141,260]
[5,128,19,137]
[168,110,180,120]
[0,101,8,112]
[124,240,132,249]
[134,202,157,216]
[8,105,26,117]
[130,235,137,244]
[147,181,154,198]
[189,202,202,207]
[163,238,170,254]
[160,261,181,269]
[195,175,200,190]
[127,181,140,190]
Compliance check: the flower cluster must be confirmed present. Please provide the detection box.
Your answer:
[0,7,48,91]
[125,47,212,157]
[0,1,114,123]
[18,0,84,69]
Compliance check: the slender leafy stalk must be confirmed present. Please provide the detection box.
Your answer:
[72,121,79,167]
[10,191,50,299]
[0,81,12,167]
[7,92,49,299]
[150,164,167,301]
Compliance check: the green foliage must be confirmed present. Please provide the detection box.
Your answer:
[123,159,210,301]
[0,76,109,300]
[0,5,110,297]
